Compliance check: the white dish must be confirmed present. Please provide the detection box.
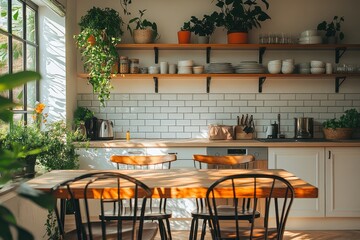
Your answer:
[311,67,325,74]
[268,64,281,74]
[300,29,318,37]
[268,59,281,65]
[178,60,194,67]
[311,60,325,68]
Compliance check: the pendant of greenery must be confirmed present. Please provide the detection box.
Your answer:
[74,7,124,105]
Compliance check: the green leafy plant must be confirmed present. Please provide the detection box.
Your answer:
[0,71,55,240]
[74,7,124,106]
[212,0,271,32]
[323,108,360,129]
[73,106,94,127]
[317,16,345,41]
[127,9,158,38]
[190,13,217,36]
[180,21,191,31]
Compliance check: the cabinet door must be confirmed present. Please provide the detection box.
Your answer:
[146,147,206,168]
[326,147,360,217]
[268,147,325,217]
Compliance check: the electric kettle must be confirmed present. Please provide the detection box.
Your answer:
[294,117,314,138]
[97,119,114,140]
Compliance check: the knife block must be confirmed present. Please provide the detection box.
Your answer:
[234,125,254,140]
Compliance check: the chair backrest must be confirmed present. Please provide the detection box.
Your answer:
[193,154,255,169]
[206,173,295,240]
[110,154,177,170]
[52,171,153,240]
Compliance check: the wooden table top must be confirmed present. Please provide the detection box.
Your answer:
[26,169,318,199]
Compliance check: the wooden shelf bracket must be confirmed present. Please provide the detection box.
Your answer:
[259,76,266,93]
[335,76,346,93]
[335,47,347,63]
[153,77,159,93]
[206,77,211,93]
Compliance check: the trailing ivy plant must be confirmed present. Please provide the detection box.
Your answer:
[74,7,124,106]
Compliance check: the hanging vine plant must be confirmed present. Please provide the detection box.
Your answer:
[74,7,124,105]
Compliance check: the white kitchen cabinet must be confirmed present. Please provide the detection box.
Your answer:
[268,147,325,217]
[325,147,360,217]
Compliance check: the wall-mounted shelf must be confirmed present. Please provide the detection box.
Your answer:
[79,73,359,94]
[116,43,360,64]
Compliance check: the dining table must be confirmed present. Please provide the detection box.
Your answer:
[26,168,318,199]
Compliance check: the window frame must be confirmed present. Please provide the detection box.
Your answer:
[0,0,39,124]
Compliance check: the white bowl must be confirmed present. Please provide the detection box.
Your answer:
[268,59,281,65]
[148,66,159,74]
[301,29,318,37]
[193,66,204,74]
[311,60,325,68]
[299,36,322,44]
[268,64,281,74]
[283,59,295,65]
[281,65,294,74]
[177,66,193,74]
[178,60,194,67]
[311,67,325,74]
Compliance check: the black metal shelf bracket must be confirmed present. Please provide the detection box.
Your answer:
[259,47,266,64]
[335,76,346,93]
[153,77,158,93]
[335,47,347,64]
[154,47,159,64]
[259,76,266,93]
[206,47,211,64]
[206,77,211,93]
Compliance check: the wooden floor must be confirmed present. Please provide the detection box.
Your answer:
[157,230,360,240]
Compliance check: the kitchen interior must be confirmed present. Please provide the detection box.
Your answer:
[1,0,360,239]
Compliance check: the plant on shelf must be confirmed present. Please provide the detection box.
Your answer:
[178,21,192,44]
[190,12,217,43]
[74,7,124,106]
[317,16,345,44]
[212,0,271,43]
[322,108,360,139]
[127,9,159,44]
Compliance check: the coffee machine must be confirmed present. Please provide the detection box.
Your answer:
[294,117,314,138]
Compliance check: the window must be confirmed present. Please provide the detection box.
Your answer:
[0,0,39,130]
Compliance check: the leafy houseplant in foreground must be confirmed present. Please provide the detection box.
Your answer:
[213,0,271,43]
[317,16,345,44]
[74,7,124,106]
[322,108,360,139]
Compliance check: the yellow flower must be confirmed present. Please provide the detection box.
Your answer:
[35,103,46,114]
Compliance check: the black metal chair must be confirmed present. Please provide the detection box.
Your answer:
[206,173,295,240]
[52,171,158,240]
[101,154,177,240]
[189,154,260,240]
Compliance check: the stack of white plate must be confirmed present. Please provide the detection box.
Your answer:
[299,30,322,44]
[235,61,265,73]
[206,63,234,73]
[310,60,325,74]
[297,62,311,74]
[178,60,194,74]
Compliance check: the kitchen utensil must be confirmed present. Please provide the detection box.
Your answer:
[97,119,114,140]
[266,125,274,138]
[294,117,314,138]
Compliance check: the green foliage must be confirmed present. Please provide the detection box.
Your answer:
[323,108,360,129]
[73,106,94,127]
[190,12,217,36]
[180,21,191,31]
[127,9,158,37]
[75,7,124,106]
[213,0,271,32]
[317,16,345,40]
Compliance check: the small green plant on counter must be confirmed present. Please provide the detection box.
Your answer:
[73,106,94,127]
[322,108,360,129]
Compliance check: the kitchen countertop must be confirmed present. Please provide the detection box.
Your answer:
[81,138,360,148]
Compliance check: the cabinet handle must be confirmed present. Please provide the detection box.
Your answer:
[168,152,178,155]
[328,150,332,159]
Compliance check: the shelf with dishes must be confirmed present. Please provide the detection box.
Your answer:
[78,73,360,94]
[116,43,360,64]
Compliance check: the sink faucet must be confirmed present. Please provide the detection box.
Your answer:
[277,114,285,138]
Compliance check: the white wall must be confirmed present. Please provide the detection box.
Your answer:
[74,0,360,139]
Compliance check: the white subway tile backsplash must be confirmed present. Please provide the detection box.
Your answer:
[78,92,360,139]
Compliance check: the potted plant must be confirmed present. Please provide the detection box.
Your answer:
[127,9,159,44]
[190,12,217,44]
[73,106,94,138]
[322,108,360,140]
[317,16,345,44]
[213,0,271,44]
[74,7,124,106]
[178,21,191,44]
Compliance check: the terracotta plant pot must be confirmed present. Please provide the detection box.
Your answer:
[323,128,354,140]
[227,31,248,44]
[87,35,96,46]
[133,29,155,44]
[178,30,191,44]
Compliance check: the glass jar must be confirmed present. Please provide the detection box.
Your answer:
[129,58,139,74]
[119,56,129,74]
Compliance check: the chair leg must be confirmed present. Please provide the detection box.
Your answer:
[158,220,166,240]
[200,219,207,240]
[189,217,198,240]
[165,218,172,240]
